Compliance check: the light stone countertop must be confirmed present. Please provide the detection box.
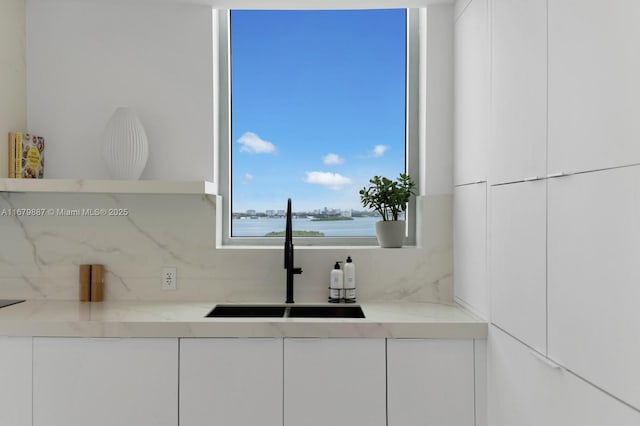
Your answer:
[0,300,487,339]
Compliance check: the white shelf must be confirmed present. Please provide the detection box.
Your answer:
[0,178,216,195]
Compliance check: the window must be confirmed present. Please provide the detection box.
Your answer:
[218,9,419,246]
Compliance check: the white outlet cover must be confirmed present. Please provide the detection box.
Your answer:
[162,267,177,290]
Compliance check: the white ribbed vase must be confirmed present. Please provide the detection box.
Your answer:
[102,107,149,180]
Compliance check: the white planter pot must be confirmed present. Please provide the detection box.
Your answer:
[375,220,406,248]
[102,107,149,180]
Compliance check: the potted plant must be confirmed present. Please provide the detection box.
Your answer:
[359,173,416,248]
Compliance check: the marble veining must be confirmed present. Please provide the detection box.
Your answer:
[1,193,453,305]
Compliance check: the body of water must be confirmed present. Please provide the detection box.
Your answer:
[232,216,379,237]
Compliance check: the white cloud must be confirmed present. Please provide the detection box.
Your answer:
[237,132,276,154]
[372,144,389,157]
[323,153,344,165]
[242,173,253,184]
[304,171,352,190]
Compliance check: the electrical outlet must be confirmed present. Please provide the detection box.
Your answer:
[162,267,177,290]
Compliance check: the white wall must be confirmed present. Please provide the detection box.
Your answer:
[0,0,27,179]
[26,0,215,181]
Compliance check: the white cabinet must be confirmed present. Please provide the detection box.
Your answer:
[387,339,475,426]
[489,326,640,426]
[33,338,178,426]
[284,338,386,426]
[548,0,640,175]
[454,0,490,185]
[474,338,488,426]
[180,338,283,426]
[548,166,640,410]
[454,183,488,317]
[489,180,546,353]
[0,337,32,426]
[490,0,547,185]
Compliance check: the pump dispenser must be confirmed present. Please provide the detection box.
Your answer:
[343,256,356,303]
[329,261,343,303]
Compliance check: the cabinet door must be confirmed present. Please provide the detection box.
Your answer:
[490,0,547,184]
[489,326,640,426]
[33,338,178,426]
[387,339,475,426]
[180,338,282,426]
[548,0,640,175]
[284,338,385,426]
[454,0,489,185]
[489,180,546,353]
[454,183,488,317]
[0,337,32,426]
[548,167,640,410]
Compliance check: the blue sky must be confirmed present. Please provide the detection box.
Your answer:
[231,9,406,213]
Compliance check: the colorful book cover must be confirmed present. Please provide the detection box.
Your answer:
[15,132,22,179]
[20,133,45,179]
[8,132,16,178]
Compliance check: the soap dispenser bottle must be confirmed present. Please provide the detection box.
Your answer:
[343,256,356,303]
[329,261,343,303]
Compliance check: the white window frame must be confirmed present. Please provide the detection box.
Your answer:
[217,8,420,246]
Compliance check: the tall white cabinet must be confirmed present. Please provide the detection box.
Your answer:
[0,337,32,426]
[33,338,178,426]
[457,0,640,423]
[489,326,640,426]
[454,0,489,186]
[489,180,546,354]
[489,0,547,185]
[548,167,640,410]
[548,0,640,175]
[454,183,488,317]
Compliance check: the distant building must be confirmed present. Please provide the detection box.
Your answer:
[246,209,256,216]
[266,210,275,217]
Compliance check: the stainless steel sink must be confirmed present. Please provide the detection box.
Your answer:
[206,304,365,318]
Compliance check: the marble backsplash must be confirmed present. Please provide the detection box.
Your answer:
[0,193,453,304]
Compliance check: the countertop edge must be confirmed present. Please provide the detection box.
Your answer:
[0,300,488,339]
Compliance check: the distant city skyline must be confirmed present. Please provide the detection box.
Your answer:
[230,9,407,213]
[232,206,375,216]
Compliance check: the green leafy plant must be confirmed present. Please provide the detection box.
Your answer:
[359,173,416,221]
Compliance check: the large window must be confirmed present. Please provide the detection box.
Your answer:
[218,9,419,245]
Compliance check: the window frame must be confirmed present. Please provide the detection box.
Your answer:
[217,8,419,247]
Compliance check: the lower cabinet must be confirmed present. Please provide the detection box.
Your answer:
[284,338,386,426]
[33,337,178,426]
[488,326,640,426]
[180,338,283,426]
[387,339,476,426]
[20,335,482,426]
[0,337,32,426]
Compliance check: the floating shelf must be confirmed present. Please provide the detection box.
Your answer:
[0,178,216,195]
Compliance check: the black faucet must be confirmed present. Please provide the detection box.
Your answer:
[284,198,302,303]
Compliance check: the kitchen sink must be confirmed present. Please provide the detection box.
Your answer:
[206,305,287,318]
[287,305,365,318]
[0,299,25,309]
[206,304,365,318]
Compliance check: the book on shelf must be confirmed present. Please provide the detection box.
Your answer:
[7,131,45,179]
[8,132,15,178]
